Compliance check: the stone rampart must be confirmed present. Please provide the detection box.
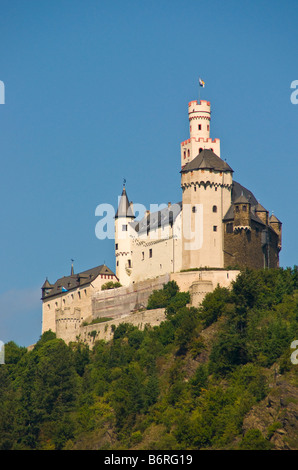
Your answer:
[91,274,170,320]
[79,308,166,348]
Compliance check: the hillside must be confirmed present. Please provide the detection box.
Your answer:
[1,267,298,450]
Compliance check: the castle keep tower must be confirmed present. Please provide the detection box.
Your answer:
[180,97,233,270]
[181,148,233,270]
[181,100,220,167]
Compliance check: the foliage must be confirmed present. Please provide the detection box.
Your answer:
[0,270,297,450]
[101,281,122,290]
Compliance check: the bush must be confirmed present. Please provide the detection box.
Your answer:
[101,281,122,290]
[239,429,273,450]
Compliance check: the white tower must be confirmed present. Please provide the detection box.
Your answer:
[115,184,135,286]
[180,98,233,270]
[181,100,220,168]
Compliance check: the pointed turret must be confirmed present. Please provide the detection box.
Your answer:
[115,185,135,219]
[269,213,282,250]
[255,202,269,225]
[233,192,251,229]
[115,184,134,286]
[41,278,53,299]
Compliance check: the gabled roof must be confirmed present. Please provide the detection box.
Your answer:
[131,202,182,234]
[255,202,267,212]
[270,213,282,223]
[115,186,134,219]
[42,264,115,299]
[181,149,233,173]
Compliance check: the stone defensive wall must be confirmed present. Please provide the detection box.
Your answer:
[53,270,240,346]
[91,274,170,320]
[170,269,239,306]
[80,308,166,348]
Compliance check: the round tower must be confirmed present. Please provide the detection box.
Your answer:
[115,184,135,286]
[181,100,220,167]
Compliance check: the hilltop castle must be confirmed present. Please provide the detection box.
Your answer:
[41,94,282,345]
[115,98,282,286]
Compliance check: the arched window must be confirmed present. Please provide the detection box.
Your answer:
[184,150,186,159]
[212,205,217,213]
[188,149,190,157]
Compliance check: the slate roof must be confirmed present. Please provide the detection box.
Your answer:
[131,202,182,234]
[181,149,233,173]
[115,186,135,219]
[41,264,115,299]
[270,213,282,223]
[223,181,266,225]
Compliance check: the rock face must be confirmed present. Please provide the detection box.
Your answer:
[242,372,298,450]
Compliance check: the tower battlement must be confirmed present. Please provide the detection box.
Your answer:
[181,98,220,165]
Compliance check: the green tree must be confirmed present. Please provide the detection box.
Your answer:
[239,429,273,450]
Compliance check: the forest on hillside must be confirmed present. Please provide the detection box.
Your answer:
[1,267,298,450]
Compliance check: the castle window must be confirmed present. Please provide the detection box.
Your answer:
[142,251,144,260]
[215,187,218,192]
[122,225,127,231]
[236,206,240,213]
[188,149,190,157]
[84,289,87,296]
[192,206,197,213]
[115,243,118,250]
[199,148,203,153]
[207,125,210,131]
[55,302,58,307]
[184,150,186,159]
[149,248,152,258]
[48,304,50,310]
[213,225,217,232]
[78,292,81,299]
[198,124,201,130]
[128,260,132,268]
[117,261,119,266]
[212,205,217,213]
[242,205,247,212]
[226,223,233,233]
[194,186,196,191]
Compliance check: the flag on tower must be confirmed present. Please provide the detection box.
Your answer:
[199,77,205,87]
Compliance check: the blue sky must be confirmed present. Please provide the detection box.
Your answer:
[0,0,297,347]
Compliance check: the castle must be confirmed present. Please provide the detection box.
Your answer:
[41,93,282,346]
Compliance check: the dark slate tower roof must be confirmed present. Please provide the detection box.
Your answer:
[181,149,233,173]
[223,181,266,225]
[115,185,135,219]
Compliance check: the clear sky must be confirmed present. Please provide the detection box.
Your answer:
[0,0,297,347]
